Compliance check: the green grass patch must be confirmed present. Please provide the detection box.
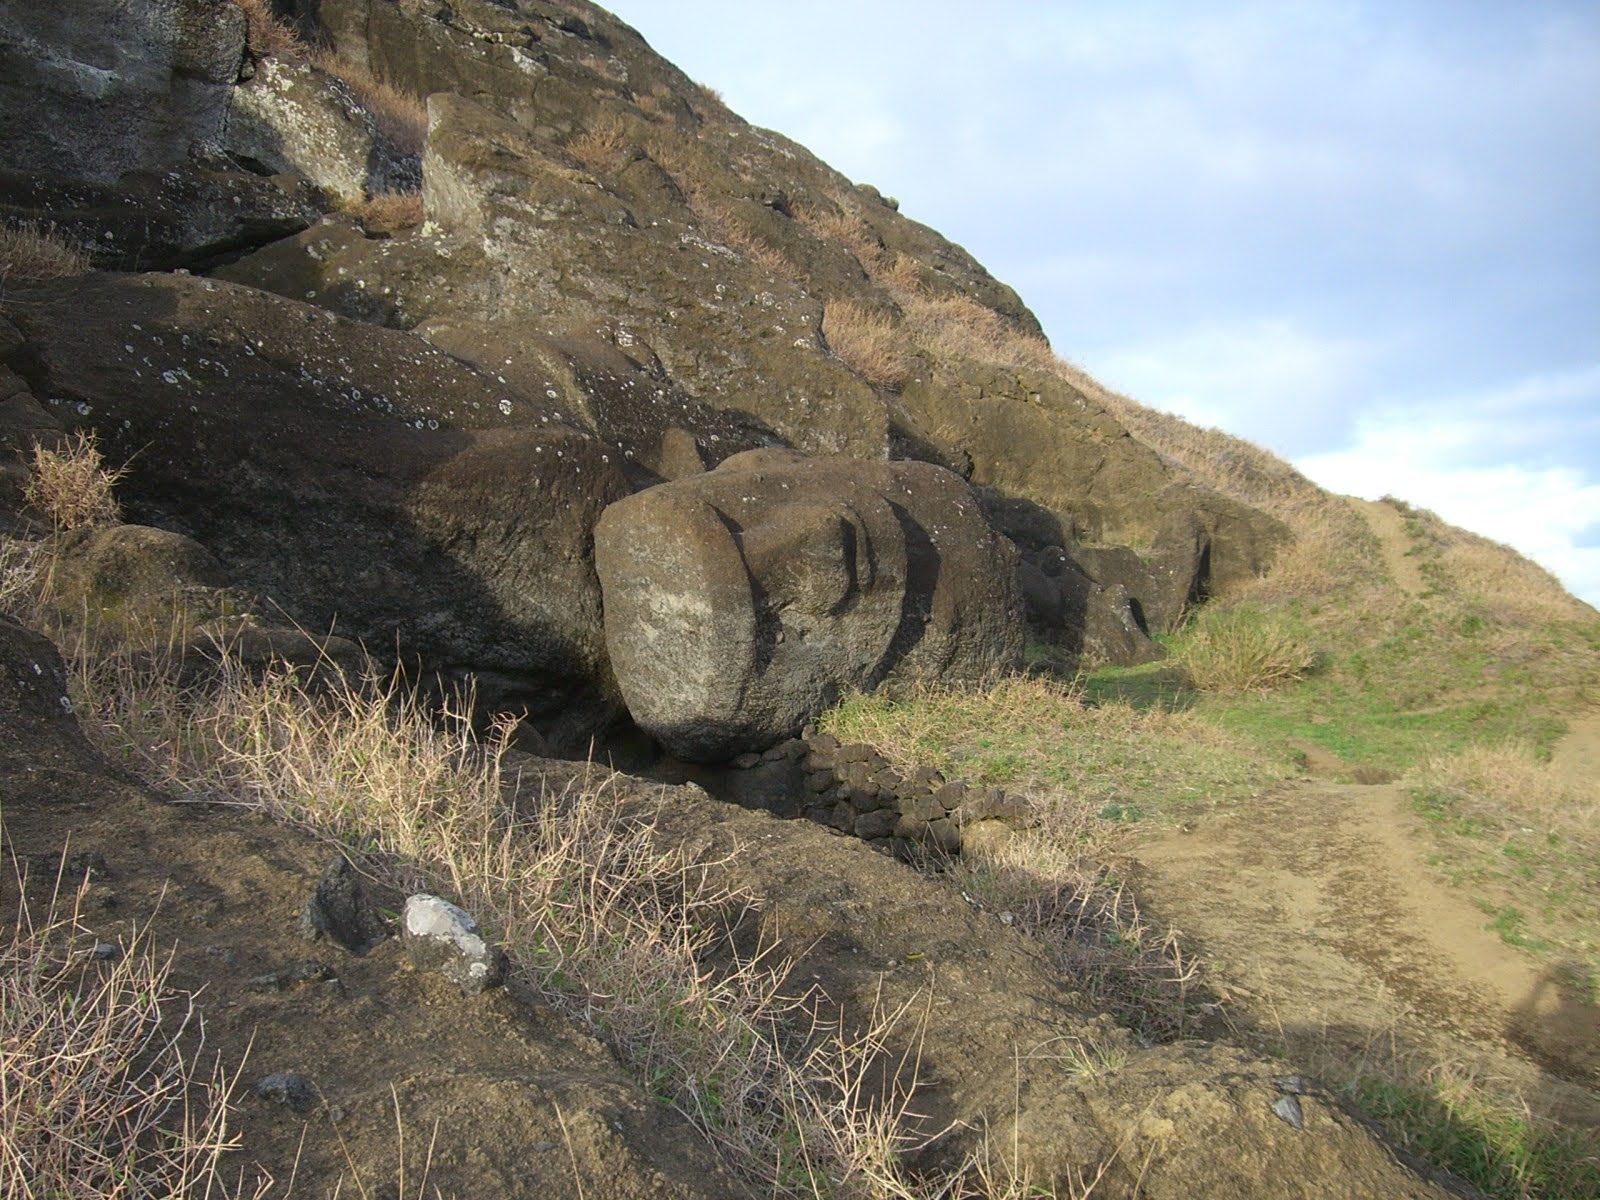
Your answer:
[1350,1076,1600,1200]
[819,676,1279,825]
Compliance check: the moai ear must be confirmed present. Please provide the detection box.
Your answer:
[740,501,878,618]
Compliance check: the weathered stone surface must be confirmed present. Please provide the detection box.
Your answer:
[228,57,418,203]
[402,893,505,994]
[0,0,245,182]
[595,448,1022,759]
[2,272,629,749]
[298,855,387,954]
[0,164,320,272]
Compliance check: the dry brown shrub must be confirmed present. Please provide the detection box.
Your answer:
[341,188,424,234]
[24,431,125,532]
[232,0,306,58]
[1,866,264,1198]
[899,291,1055,375]
[1170,605,1318,694]
[822,300,909,390]
[565,114,629,171]
[315,53,428,155]
[0,223,90,281]
[793,200,888,273]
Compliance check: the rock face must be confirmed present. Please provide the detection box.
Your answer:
[0,0,244,182]
[228,58,418,202]
[595,449,1022,758]
[3,272,629,749]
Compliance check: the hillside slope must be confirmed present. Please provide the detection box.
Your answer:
[1,1,1596,1197]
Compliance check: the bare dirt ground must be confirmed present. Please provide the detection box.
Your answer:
[1354,498,1429,598]
[1129,730,1600,1133]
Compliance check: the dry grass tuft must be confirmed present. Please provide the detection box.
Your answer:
[566,114,630,172]
[341,188,424,235]
[66,642,1035,1196]
[232,0,307,59]
[0,222,91,282]
[898,291,1054,376]
[822,300,909,390]
[1,863,264,1198]
[314,53,428,156]
[794,200,888,273]
[1169,604,1318,694]
[23,431,125,532]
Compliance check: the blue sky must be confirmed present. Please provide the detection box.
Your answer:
[618,2,1600,607]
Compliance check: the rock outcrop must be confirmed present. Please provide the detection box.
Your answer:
[595,449,1022,758]
[0,0,243,182]
[3,272,629,749]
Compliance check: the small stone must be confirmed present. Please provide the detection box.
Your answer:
[1273,1075,1307,1095]
[402,894,505,994]
[204,944,238,967]
[732,752,761,769]
[908,765,944,792]
[854,809,898,839]
[298,855,386,955]
[254,1072,315,1114]
[247,960,336,992]
[91,942,119,961]
[1271,1094,1304,1130]
[780,739,808,761]
[804,770,834,793]
[827,802,855,832]
[835,742,873,765]
[933,781,969,811]
[808,733,839,753]
[925,818,961,854]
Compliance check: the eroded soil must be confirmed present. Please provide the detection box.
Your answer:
[1130,752,1600,1131]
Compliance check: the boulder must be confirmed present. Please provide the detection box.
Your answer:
[595,449,1022,759]
[0,0,244,182]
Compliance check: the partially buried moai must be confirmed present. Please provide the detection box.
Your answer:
[594,449,1022,760]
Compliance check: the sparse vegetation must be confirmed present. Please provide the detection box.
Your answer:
[566,114,630,171]
[43,628,1048,1198]
[1342,1062,1598,1200]
[1407,741,1599,980]
[822,300,909,390]
[23,431,125,532]
[0,222,90,282]
[342,188,425,234]
[1,864,263,1198]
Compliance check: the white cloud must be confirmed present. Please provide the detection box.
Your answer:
[1087,320,1377,453]
[1298,408,1600,610]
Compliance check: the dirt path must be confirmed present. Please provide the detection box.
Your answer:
[1130,778,1600,1124]
[1353,497,1429,597]
[1551,707,1600,790]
